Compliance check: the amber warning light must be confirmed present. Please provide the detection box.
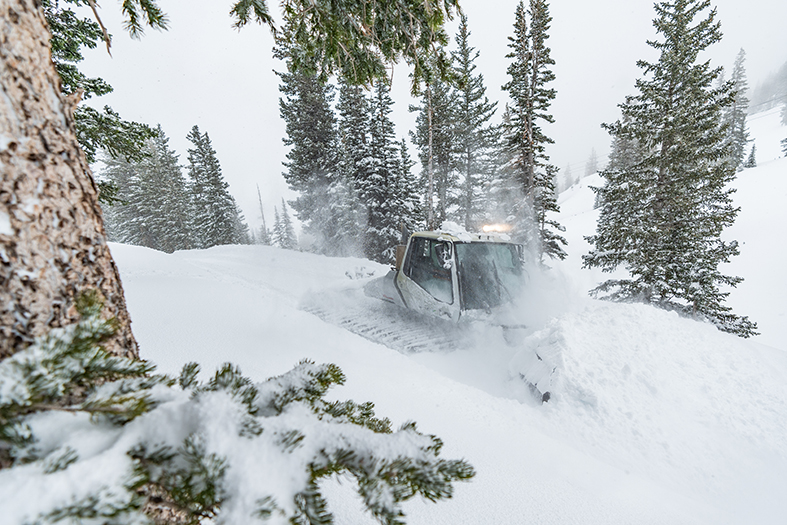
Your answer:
[481,224,513,233]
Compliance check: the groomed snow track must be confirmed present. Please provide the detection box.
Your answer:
[299,285,473,354]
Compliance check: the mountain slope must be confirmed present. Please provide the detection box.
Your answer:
[103,108,787,525]
[110,240,787,525]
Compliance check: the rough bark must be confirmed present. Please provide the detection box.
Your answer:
[0,0,138,359]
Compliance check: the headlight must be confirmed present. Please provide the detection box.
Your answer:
[481,223,513,233]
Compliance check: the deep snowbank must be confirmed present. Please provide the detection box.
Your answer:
[528,301,787,502]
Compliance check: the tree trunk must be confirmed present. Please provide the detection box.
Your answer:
[426,85,435,230]
[0,0,138,359]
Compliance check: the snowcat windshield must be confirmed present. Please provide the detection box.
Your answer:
[455,242,523,311]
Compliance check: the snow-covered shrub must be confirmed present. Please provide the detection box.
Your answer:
[0,293,474,524]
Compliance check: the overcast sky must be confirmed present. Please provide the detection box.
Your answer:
[80,0,787,233]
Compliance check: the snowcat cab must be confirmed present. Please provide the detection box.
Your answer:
[366,227,526,324]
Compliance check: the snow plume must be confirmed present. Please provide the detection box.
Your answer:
[514,262,582,330]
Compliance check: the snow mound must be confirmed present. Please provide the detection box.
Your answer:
[528,300,787,511]
[437,220,474,241]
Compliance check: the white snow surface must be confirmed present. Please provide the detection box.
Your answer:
[105,110,787,524]
[107,240,787,524]
[4,111,786,524]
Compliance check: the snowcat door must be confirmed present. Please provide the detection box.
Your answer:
[455,242,525,313]
[397,237,460,321]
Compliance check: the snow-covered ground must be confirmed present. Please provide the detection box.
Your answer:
[109,110,787,525]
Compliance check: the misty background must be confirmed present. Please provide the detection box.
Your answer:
[78,0,787,234]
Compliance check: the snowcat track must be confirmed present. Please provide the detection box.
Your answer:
[300,289,470,354]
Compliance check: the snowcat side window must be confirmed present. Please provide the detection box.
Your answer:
[404,237,454,304]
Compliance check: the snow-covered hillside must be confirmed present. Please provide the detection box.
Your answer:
[102,109,787,524]
[111,242,787,524]
[557,106,787,351]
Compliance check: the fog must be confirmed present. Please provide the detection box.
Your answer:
[78,0,787,234]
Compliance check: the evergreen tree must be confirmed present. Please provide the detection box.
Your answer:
[383,138,423,260]
[328,174,366,256]
[748,60,787,115]
[411,74,457,229]
[361,79,406,263]
[101,155,153,249]
[501,0,566,261]
[487,106,520,223]
[272,207,283,247]
[606,115,646,172]
[585,148,599,177]
[562,164,574,191]
[583,0,756,337]
[278,59,345,254]
[396,138,423,231]
[724,48,751,170]
[273,199,298,250]
[231,198,252,245]
[150,126,194,253]
[186,126,247,248]
[255,185,273,245]
[782,137,787,157]
[335,76,373,256]
[43,0,160,207]
[452,14,499,231]
[336,77,372,185]
[42,0,158,179]
[233,0,460,88]
[744,143,757,168]
[102,126,193,253]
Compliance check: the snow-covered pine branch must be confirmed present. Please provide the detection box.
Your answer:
[0,295,474,525]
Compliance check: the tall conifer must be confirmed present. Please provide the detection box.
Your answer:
[278,60,343,254]
[452,14,499,231]
[744,143,757,168]
[585,149,599,178]
[102,127,193,253]
[606,115,646,173]
[186,126,245,248]
[102,154,154,249]
[256,185,272,245]
[501,0,566,261]
[385,138,423,258]
[272,207,283,247]
[724,48,751,170]
[411,75,457,228]
[562,165,574,191]
[487,106,520,223]
[335,77,372,256]
[274,199,298,249]
[583,0,756,337]
[361,79,405,263]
